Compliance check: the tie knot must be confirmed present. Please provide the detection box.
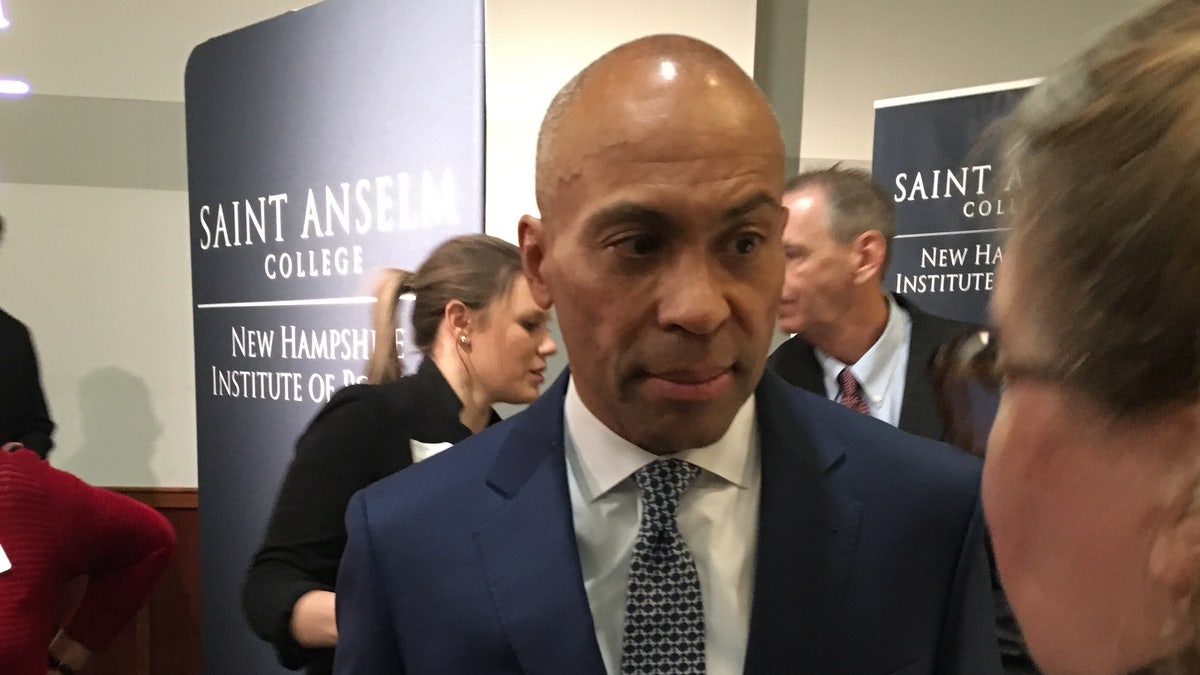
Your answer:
[634,459,699,517]
[837,368,871,415]
[837,368,860,393]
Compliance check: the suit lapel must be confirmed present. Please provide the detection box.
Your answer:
[795,344,827,396]
[897,303,945,440]
[474,372,607,675]
[744,373,863,672]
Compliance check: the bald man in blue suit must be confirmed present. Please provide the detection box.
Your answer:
[334,34,1002,675]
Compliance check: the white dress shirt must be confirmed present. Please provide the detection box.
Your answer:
[816,293,913,426]
[564,378,760,675]
[408,439,452,463]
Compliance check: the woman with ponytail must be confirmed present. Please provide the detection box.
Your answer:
[243,235,556,674]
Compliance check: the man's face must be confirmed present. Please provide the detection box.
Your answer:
[525,82,785,453]
[777,188,858,337]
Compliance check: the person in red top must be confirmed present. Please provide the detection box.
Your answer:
[0,446,175,674]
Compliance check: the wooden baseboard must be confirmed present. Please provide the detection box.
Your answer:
[107,487,198,509]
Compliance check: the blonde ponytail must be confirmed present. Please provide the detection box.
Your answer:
[365,268,415,384]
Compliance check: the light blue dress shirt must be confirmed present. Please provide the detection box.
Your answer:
[815,294,913,426]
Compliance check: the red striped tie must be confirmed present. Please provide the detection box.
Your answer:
[837,368,870,415]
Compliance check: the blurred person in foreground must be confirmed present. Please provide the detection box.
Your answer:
[986,1,1200,673]
[243,234,556,674]
[334,33,1002,675]
[0,446,175,674]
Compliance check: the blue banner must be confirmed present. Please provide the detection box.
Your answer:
[184,0,484,671]
[873,81,1034,326]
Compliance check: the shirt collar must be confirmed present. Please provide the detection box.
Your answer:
[816,293,911,406]
[564,376,757,503]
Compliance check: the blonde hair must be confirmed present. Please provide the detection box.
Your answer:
[1003,0,1200,417]
[364,235,522,384]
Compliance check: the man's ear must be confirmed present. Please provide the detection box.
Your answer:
[852,230,888,285]
[519,214,554,309]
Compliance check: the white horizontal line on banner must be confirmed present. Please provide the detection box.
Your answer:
[196,296,377,309]
[874,78,1044,108]
[894,227,1011,240]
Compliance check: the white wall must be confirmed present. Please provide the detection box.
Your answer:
[483,0,758,243]
[0,1,308,487]
[0,0,312,100]
[799,0,1155,163]
[0,184,195,485]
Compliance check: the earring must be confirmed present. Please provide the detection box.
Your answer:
[459,334,469,346]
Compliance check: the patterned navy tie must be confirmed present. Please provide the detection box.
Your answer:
[621,458,705,675]
[837,368,871,415]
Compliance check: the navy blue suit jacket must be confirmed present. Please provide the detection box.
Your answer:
[334,371,1002,674]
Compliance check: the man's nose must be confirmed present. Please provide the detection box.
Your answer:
[657,254,731,335]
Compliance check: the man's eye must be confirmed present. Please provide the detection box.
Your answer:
[614,234,661,257]
[730,232,764,255]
